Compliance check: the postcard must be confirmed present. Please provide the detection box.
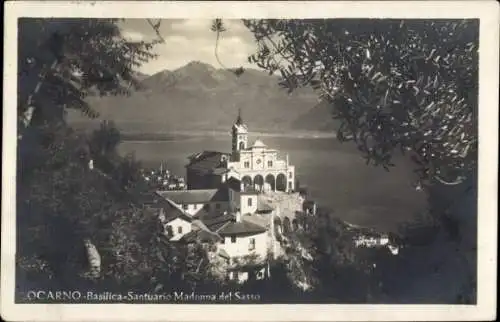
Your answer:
[2,1,498,321]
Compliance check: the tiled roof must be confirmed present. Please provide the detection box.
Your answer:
[217,219,267,236]
[186,151,230,174]
[191,207,216,220]
[137,192,170,207]
[156,188,229,204]
[202,213,235,232]
[160,199,193,223]
[242,213,271,229]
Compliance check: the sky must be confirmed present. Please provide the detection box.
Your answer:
[118,19,258,75]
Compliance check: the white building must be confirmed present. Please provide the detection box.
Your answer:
[215,212,269,260]
[150,109,299,283]
[186,110,296,193]
[156,188,230,218]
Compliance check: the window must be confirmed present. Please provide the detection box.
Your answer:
[244,161,250,168]
[249,238,256,250]
[177,226,183,234]
[193,204,197,210]
[289,172,293,179]
[247,197,253,207]
[215,203,220,209]
[231,236,237,243]
[203,204,209,210]
[182,204,188,210]
[267,160,273,167]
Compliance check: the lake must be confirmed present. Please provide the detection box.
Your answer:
[118,134,427,233]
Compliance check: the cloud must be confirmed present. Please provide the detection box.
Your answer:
[119,19,257,75]
[121,30,147,42]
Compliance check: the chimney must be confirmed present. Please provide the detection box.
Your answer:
[235,211,242,223]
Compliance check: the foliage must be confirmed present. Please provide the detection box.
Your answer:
[300,211,383,302]
[17,124,120,288]
[88,121,121,163]
[18,18,158,134]
[241,19,478,188]
[99,205,173,291]
[230,19,478,302]
[210,19,245,76]
[16,18,159,292]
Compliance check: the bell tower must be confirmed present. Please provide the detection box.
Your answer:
[231,108,248,161]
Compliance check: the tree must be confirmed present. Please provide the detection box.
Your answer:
[16,18,160,293]
[99,205,176,292]
[231,19,478,302]
[17,124,121,290]
[18,19,158,138]
[88,120,122,169]
[241,19,477,190]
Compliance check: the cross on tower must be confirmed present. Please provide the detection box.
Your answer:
[236,107,243,125]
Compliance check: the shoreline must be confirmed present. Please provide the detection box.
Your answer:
[120,130,336,141]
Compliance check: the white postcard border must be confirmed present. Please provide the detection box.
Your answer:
[2,1,498,321]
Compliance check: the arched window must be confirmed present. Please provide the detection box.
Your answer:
[276,173,287,192]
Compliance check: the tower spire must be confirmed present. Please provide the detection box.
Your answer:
[236,108,243,125]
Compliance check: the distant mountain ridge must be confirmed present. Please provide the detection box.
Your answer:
[69,61,339,134]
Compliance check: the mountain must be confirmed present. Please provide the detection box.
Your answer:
[69,61,334,134]
[134,71,150,82]
[290,100,340,132]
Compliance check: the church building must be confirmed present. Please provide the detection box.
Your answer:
[186,110,296,193]
[151,110,301,283]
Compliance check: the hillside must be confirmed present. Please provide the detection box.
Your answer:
[68,61,336,134]
[290,100,340,132]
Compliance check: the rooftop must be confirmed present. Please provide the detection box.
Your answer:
[156,188,229,204]
[159,199,193,223]
[202,213,235,232]
[186,151,230,174]
[242,213,272,229]
[217,219,267,236]
[251,139,267,148]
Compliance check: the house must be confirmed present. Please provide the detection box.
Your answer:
[215,212,268,260]
[153,198,194,241]
[156,187,230,218]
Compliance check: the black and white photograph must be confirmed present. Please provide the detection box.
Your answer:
[2,1,498,321]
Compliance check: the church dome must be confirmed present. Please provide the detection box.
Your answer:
[252,139,267,148]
